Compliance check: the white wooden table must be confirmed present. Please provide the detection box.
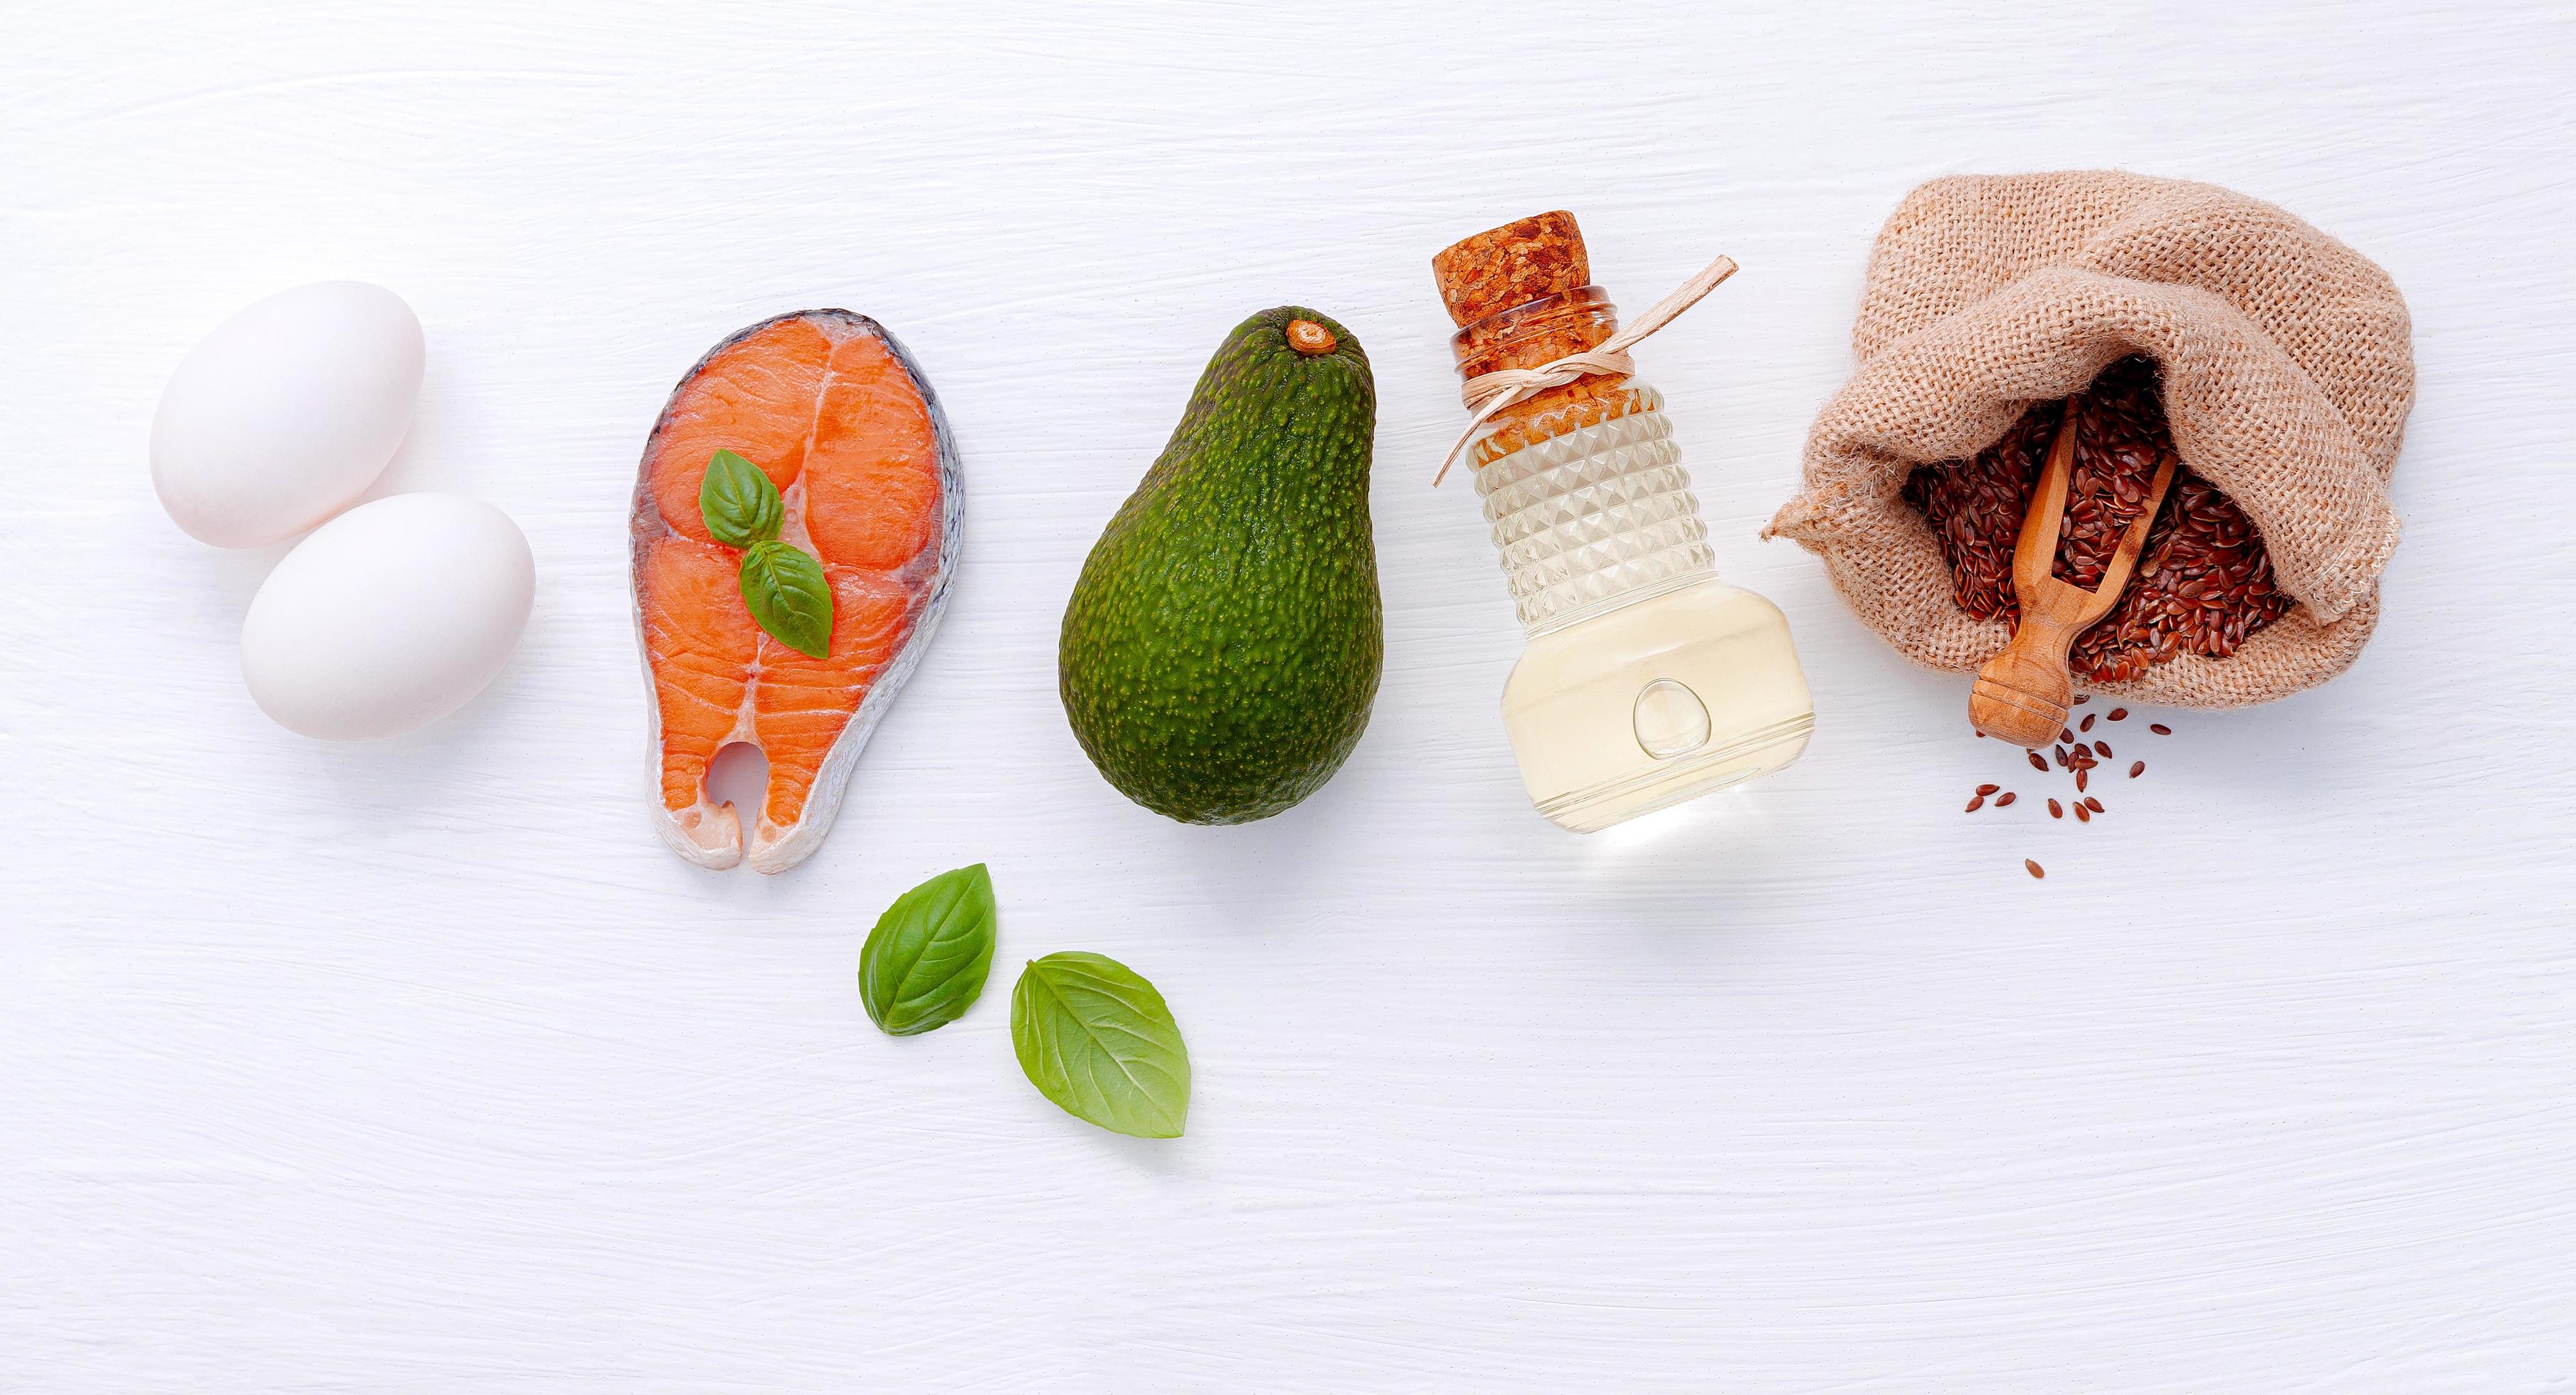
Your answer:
[6,4,2570,1389]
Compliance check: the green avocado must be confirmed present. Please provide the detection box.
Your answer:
[1059,307,1382,825]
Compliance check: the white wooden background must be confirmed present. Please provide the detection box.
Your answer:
[6,3,2571,1389]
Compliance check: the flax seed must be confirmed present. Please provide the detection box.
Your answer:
[1996,791,2017,806]
[2025,859,2044,879]
[1899,357,2291,682]
[2149,723,2170,735]
[2129,761,2144,778]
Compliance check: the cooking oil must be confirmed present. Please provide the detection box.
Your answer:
[1434,212,1812,831]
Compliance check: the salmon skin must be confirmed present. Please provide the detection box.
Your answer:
[630,310,960,873]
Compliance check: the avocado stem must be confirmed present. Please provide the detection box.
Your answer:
[1286,320,1336,356]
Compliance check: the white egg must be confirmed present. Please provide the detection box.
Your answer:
[152,281,425,548]
[241,494,534,741]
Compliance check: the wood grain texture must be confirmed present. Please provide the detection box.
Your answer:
[4,1,2571,1389]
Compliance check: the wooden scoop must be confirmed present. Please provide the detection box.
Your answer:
[1968,404,2177,747]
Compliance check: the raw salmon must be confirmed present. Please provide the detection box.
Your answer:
[630,310,959,872]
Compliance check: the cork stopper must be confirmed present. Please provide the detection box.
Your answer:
[1433,211,1590,327]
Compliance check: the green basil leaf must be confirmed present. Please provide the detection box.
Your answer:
[857,864,997,1036]
[699,448,783,549]
[738,539,834,658]
[1011,952,1189,1139]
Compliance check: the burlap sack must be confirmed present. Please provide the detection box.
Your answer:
[1764,172,2412,706]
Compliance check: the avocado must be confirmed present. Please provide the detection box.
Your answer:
[1059,307,1381,824]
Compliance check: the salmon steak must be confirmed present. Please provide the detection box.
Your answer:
[630,310,960,873]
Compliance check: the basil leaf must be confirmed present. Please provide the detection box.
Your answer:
[738,539,834,658]
[699,448,784,548]
[858,864,997,1036]
[1010,952,1189,1139]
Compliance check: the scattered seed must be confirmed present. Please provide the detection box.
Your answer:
[2074,695,2090,705]
[1995,791,2017,806]
[2074,803,2091,822]
[2084,796,2103,813]
[2108,707,2129,721]
[1966,795,1985,812]
[2129,761,2145,778]
[2095,740,2112,758]
[2076,769,2089,793]
[2054,744,2069,767]
[2048,799,2063,818]
[1976,784,1999,796]
[2025,859,2045,879]
[2080,713,2096,732]
[2027,751,2048,772]
[2150,723,2171,735]
[2059,727,2076,744]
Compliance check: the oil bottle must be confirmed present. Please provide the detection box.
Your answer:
[1433,211,1812,831]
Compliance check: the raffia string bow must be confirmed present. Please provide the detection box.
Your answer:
[1433,254,1738,485]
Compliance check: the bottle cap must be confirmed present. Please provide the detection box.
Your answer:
[1432,211,1590,327]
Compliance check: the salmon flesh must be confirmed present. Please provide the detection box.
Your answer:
[630,311,959,872]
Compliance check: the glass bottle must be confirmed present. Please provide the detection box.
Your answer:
[1433,212,1812,832]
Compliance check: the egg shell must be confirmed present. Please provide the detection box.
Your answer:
[241,493,534,741]
[152,281,425,548]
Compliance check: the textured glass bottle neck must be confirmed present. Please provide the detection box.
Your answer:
[1471,381,1719,637]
